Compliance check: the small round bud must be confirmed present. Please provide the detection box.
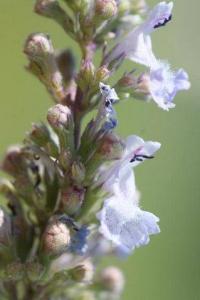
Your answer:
[1,146,23,176]
[97,133,125,160]
[24,33,53,59]
[95,0,118,19]
[47,104,72,130]
[118,0,131,15]
[70,259,94,282]
[42,216,71,255]
[99,266,125,294]
[61,186,85,215]
[95,65,110,82]
[35,0,57,17]
[0,207,12,247]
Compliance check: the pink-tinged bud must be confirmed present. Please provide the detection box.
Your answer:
[0,207,12,247]
[95,0,118,19]
[61,186,85,215]
[95,65,110,82]
[97,133,125,160]
[118,74,137,89]
[42,216,71,255]
[1,146,24,176]
[70,259,94,282]
[99,266,125,294]
[35,0,59,17]
[24,33,53,59]
[47,104,72,130]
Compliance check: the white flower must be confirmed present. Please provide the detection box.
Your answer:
[96,135,161,254]
[97,166,160,254]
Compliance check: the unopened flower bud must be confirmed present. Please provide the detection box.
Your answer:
[131,0,147,14]
[42,216,71,255]
[1,146,24,176]
[26,261,45,282]
[70,259,94,282]
[61,186,85,215]
[24,33,53,59]
[71,161,85,183]
[99,266,125,294]
[28,123,50,146]
[35,0,60,17]
[118,0,131,15]
[95,0,118,20]
[118,74,137,90]
[95,65,110,82]
[59,149,72,170]
[97,133,125,160]
[78,60,95,88]
[0,207,12,247]
[5,262,24,281]
[47,104,72,130]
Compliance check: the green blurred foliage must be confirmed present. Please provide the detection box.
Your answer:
[0,0,200,299]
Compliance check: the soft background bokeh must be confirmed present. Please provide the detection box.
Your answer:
[0,0,199,299]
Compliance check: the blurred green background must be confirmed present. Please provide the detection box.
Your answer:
[0,1,199,299]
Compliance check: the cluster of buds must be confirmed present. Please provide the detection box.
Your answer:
[0,0,190,299]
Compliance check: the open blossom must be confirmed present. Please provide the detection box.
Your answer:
[105,2,190,110]
[105,2,173,67]
[148,63,191,110]
[96,135,161,254]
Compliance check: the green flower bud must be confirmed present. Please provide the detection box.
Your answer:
[95,0,118,20]
[95,65,110,82]
[5,262,24,281]
[99,266,125,294]
[61,186,85,215]
[78,60,95,88]
[28,122,50,146]
[42,216,71,255]
[26,261,45,282]
[70,259,94,282]
[71,161,85,184]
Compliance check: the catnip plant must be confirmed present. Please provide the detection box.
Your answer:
[0,1,190,299]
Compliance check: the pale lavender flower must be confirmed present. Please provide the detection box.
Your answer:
[96,136,161,254]
[105,2,173,67]
[148,63,191,110]
[96,166,160,254]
